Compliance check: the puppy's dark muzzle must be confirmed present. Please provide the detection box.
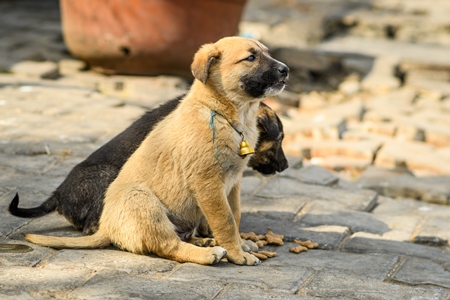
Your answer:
[277,64,289,79]
[271,63,289,87]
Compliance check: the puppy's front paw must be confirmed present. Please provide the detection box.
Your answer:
[210,246,227,264]
[190,236,217,247]
[241,239,258,252]
[227,251,260,266]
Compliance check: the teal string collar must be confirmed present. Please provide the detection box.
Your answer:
[209,110,255,169]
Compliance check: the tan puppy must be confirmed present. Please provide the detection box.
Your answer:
[25,37,289,266]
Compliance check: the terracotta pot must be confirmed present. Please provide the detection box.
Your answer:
[60,0,247,77]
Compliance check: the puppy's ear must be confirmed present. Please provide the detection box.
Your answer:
[259,115,280,138]
[191,43,220,84]
[258,103,280,138]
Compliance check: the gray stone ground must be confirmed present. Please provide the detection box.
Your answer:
[1,0,450,299]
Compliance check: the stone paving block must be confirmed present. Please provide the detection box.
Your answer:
[169,260,314,293]
[317,36,450,70]
[42,156,84,178]
[0,153,60,175]
[423,123,450,147]
[300,269,448,299]
[70,269,224,300]
[357,166,450,204]
[241,175,267,196]
[318,98,365,123]
[7,211,80,241]
[442,98,450,110]
[308,155,372,173]
[263,246,397,280]
[44,249,177,278]
[299,225,350,250]
[298,91,327,111]
[413,216,450,246]
[361,121,397,136]
[363,88,417,121]
[309,139,382,161]
[241,195,308,217]
[280,165,339,186]
[407,77,450,97]
[412,108,450,127]
[395,122,425,142]
[375,140,450,175]
[96,75,188,108]
[336,179,360,190]
[370,86,417,106]
[363,109,409,124]
[396,117,450,147]
[372,195,438,216]
[273,47,337,72]
[369,212,420,242]
[390,257,450,289]
[283,114,346,141]
[343,232,450,268]
[373,197,450,244]
[281,135,311,158]
[240,213,349,249]
[298,200,391,235]
[372,196,422,242]
[217,283,299,300]
[338,76,361,96]
[0,171,64,202]
[361,56,401,92]
[10,60,59,79]
[0,266,92,299]
[415,95,446,110]
[58,59,86,75]
[0,189,64,237]
[1,140,91,159]
[341,8,449,45]
[285,155,304,169]
[436,146,450,161]
[0,239,54,267]
[257,177,378,212]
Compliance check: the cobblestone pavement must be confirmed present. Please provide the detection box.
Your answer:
[1,0,450,299]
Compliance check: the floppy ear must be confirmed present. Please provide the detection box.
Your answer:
[260,115,280,138]
[191,43,220,84]
[258,103,280,138]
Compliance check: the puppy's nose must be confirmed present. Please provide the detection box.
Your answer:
[277,64,289,76]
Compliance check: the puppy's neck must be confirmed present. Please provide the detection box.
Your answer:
[188,81,260,125]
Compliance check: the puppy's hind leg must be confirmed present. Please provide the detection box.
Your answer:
[105,185,227,265]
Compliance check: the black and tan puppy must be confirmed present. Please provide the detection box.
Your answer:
[9,101,288,235]
[25,37,289,266]
[251,103,287,175]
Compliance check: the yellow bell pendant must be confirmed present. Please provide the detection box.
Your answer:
[239,140,255,157]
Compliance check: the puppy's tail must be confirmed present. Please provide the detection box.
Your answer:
[25,231,110,249]
[9,193,57,218]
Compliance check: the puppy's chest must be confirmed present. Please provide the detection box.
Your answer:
[212,112,258,172]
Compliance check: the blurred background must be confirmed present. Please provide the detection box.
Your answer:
[1,0,450,184]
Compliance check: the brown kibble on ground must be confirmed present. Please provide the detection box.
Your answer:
[250,251,268,260]
[265,229,284,246]
[250,250,277,260]
[258,250,277,258]
[240,232,266,242]
[256,240,268,248]
[293,240,319,249]
[289,245,308,253]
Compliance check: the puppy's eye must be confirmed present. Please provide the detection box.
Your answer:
[246,55,256,62]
